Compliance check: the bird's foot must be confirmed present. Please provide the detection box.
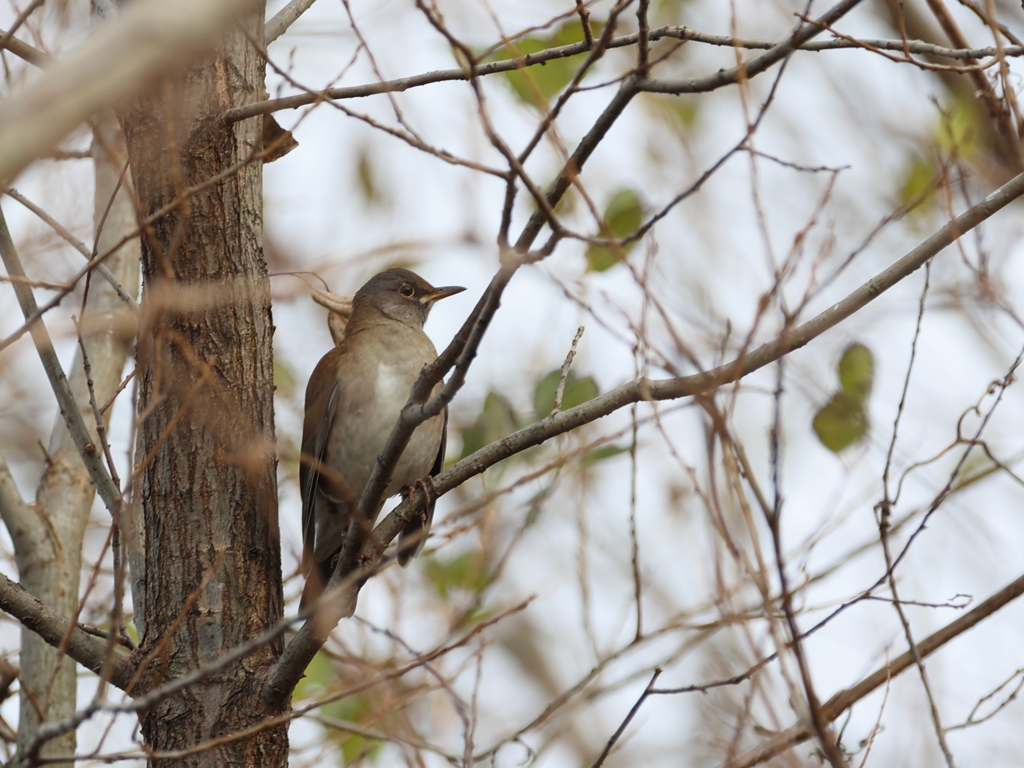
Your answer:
[408,476,436,520]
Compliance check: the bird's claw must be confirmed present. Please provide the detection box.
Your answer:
[405,476,436,520]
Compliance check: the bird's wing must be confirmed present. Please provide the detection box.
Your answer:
[300,354,341,574]
[431,405,448,478]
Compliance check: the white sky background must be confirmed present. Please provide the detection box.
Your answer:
[3,0,1024,765]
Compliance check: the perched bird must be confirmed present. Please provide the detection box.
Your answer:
[300,268,464,609]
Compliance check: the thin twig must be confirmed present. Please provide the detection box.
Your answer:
[553,326,585,412]
[225,26,1024,121]
[589,668,662,768]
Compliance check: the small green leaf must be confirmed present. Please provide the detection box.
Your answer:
[937,94,983,157]
[533,369,599,420]
[671,99,700,128]
[292,650,334,700]
[355,145,384,206]
[459,391,519,460]
[582,444,629,465]
[424,551,491,598]
[322,694,379,764]
[524,483,554,527]
[486,21,604,106]
[586,189,643,272]
[838,343,874,402]
[952,452,999,491]
[457,604,494,629]
[813,393,868,452]
[322,693,372,725]
[291,653,381,762]
[897,153,937,213]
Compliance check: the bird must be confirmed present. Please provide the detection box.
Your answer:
[299,268,465,611]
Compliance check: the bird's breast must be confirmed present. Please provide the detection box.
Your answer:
[323,341,444,507]
[374,361,412,406]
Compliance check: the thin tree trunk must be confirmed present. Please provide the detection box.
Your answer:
[14,111,140,766]
[120,5,287,765]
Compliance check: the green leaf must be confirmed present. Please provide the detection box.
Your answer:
[533,369,599,420]
[586,189,643,272]
[897,153,937,212]
[582,444,629,465]
[524,483,554,527]
[457,604,495,629]
[424,550,491,598]
[292,650,334,700]
[291,653,382,762]
[486,21,603,106]
[937,94,983,158]
[813,393,868,452]
[838,343,874,402]
[645,93,700,135]
[322,694,379,764]
[355,145,384,206]
[459,390,519,460]
[897,96,985,216]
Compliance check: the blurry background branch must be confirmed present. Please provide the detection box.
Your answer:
[723,570,1024,768]
[0,0,262,184]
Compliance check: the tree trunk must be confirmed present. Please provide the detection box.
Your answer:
[120,5,287,765]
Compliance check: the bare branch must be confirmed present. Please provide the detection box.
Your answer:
[372,168,1024,547]
[0,453,32,554]
[265,0,319,45]
[0,26,48,65]
[3,187,137,310]
[638,0,865,94]
[0,207,124,517]
[222,24,1022,123]
[0,571,130,690]
[721,570,1024,768]
[589,669,662,768]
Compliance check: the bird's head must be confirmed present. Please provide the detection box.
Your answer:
[354,268,465,328]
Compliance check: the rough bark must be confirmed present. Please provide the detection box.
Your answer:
[119,6,287,766]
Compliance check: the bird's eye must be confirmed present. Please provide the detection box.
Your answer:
[399,284,415,298]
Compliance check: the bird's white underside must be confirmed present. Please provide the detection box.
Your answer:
[313,350,443,561]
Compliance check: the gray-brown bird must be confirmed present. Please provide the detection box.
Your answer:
[300,268,464,609]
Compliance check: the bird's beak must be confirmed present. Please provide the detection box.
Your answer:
[421,285,465,304]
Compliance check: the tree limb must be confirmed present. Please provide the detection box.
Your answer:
[0,571,131,690]
[0,26,47,65]
[637,0,865,94]
[265,0,319,45]
[0,453,35,557]
[224,26,1022,123]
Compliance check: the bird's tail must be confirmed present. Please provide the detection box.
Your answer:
[299,551,358,617]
